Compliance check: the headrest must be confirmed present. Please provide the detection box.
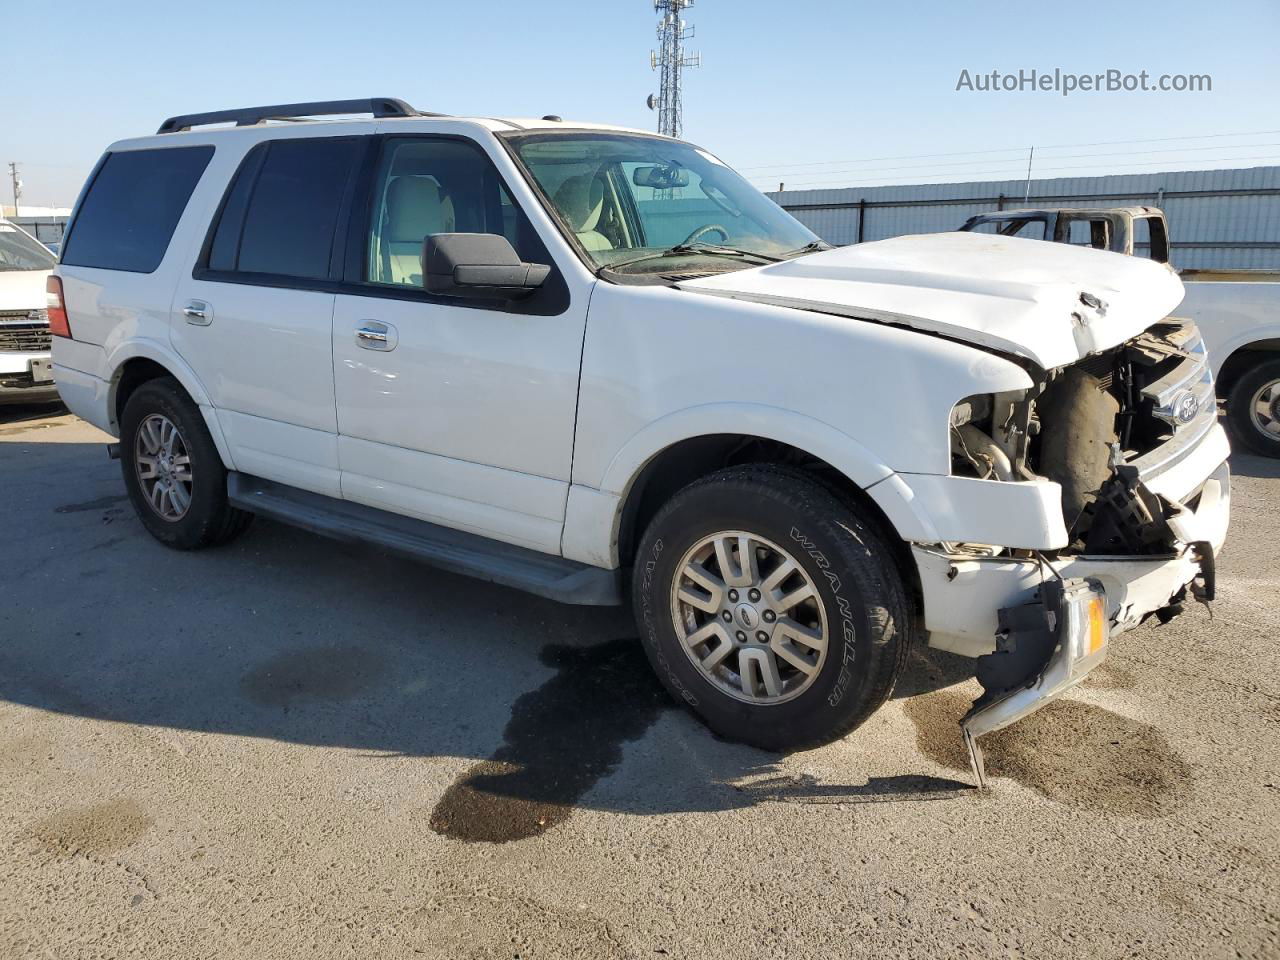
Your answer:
[553,173,605,233]
[386,177,446,242]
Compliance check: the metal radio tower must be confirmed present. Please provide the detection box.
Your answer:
[648,0,700,139]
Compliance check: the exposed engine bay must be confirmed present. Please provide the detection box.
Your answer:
[950,317,1217,558]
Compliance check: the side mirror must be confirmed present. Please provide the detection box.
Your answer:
[422,233,551,300]
[632,164,690,189]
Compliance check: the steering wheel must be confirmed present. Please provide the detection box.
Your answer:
[681,224,730,246]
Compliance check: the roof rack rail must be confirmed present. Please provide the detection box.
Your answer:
[157,97,441,134]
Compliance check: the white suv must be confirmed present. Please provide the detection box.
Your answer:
[52,99,1230,774]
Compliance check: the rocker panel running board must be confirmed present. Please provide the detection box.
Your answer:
[227,472,622,606]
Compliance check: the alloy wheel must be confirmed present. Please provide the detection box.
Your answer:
[670,530,828,705]
[1249,378,1280,440]
[134,413,193,521]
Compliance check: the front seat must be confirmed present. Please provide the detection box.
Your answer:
[384,176,456,285]
[552,174,612,252]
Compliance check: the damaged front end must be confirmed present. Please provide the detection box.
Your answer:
[942,317,1226,786]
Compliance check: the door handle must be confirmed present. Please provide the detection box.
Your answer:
[355,320,397,351]
[182,300,212,325]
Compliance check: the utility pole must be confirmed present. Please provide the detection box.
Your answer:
[648,0,700,139]
[1023,146,1034,203]
[7,162,21,217]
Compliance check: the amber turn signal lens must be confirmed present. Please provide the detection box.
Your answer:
[1086,595,1107,655]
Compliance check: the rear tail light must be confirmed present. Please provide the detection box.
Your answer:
[46,276,72,339]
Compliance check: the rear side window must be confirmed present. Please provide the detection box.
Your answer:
[205,138,361,281]
[61,146,213,273]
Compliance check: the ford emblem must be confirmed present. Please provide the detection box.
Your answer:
[1174,392,1200,424]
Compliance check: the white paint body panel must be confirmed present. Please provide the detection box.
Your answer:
[0,265,48,312]
[171,280,341,497]
[573,281,1034,489]
[680,233,1186,371]
[330,288,587,550]
[1176,278,1280,375]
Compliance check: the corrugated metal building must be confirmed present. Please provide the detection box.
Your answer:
[768,165,1280,270]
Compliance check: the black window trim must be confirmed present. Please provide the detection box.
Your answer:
[192,131,570,317]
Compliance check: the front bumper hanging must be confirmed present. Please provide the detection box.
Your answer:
[961,577,1109,788]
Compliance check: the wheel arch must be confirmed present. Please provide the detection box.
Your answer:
[106,342,235,470]
[608,426,921,611]
[1215,338,1280,400]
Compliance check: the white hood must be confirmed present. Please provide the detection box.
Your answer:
[0,268,51,312]
[678,232,1185,369]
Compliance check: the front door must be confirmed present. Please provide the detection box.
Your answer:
[331,135,590,554]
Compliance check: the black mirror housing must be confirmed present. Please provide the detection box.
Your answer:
[422,233,551,300]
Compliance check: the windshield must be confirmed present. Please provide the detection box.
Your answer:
[505,132,820,275]
[0,223,56,272]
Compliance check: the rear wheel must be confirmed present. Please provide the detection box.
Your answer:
[632,465,912,751]
[120,378,252,549]
[1225,357,1280,458]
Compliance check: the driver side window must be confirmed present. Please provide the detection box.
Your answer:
[366,138,536,288]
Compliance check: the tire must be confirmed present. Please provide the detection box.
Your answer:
[119,377,253,549]
[1225,357,1280,458]
[631,464,913,752]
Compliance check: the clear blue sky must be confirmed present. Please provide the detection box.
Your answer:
[5,0,1278,206]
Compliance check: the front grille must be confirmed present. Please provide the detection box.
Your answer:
[0,311,52,353]
[1128,319,1217,483]
[1139,323,1215,433]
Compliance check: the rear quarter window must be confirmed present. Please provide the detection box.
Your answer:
[61,146,214,273]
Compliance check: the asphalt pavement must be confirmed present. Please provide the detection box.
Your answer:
[1,405,1276,959]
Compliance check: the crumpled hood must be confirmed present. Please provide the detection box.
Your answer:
[677,232,1185,369]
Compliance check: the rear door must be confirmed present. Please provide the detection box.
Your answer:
[171,136,365,497]
[329,134,589,553]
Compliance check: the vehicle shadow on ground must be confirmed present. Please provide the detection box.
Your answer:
[2,436,974,839]
[0,400,66,430]
[1230,450,1280,480]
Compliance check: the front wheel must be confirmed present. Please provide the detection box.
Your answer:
[632,465,913,751]
[1225,357,1280,458]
